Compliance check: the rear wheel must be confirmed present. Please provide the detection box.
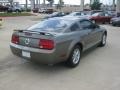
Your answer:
[66,45,81,68]
[99,34,107,47]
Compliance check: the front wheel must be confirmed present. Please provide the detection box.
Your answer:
[66,45,81,68]
[99,34,107,47]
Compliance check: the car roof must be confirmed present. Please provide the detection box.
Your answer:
[44,17,90,28]
[49,16,88,22]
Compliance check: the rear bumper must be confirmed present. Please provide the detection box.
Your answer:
[10,43,64,64]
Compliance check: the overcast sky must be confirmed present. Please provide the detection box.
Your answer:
[16,0,113,5]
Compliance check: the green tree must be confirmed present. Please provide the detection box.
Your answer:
[90,1,102,10]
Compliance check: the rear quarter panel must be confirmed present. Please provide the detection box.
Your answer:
[55,31,85,61]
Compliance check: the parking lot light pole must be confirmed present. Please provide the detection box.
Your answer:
[80,0,84,11]
[116,0,120,14]
[112,0,115,10]
[43,0,46,8]
[25,0,28,11]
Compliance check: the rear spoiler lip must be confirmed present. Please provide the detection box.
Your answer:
[14,29,55,36]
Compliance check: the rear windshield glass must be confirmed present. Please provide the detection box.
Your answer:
[28,19,70,32]
[69,12,79,16]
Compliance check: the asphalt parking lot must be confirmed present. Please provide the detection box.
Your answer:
[0,16,120,90]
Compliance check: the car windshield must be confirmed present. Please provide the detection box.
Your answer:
[69,12,79,16]
[28,19,70,32]
[92,13,100,16]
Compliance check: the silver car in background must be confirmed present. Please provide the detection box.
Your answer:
[10,17,107,67]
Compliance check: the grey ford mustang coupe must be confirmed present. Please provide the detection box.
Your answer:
[10,17,107,67]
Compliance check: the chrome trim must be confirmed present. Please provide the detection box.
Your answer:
[10,43,55,54]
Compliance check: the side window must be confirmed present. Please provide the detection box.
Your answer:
[79,20,92,29]
[70,23,79,31]
[105,13,109,16]
[76,13,81,16]
[100,13,105,16]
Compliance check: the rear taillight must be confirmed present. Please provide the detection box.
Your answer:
[11,35,19,44]
[39,39,54,50]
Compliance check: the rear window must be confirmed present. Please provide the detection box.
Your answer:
[28,19,70,32]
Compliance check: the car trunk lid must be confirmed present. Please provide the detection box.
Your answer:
[13,30,56,49]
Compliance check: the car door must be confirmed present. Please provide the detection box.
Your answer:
[105,13,111,23]
[97,13,106,23]
[75,12,81,16]
[99,13,111,23]
[79,20,101,50]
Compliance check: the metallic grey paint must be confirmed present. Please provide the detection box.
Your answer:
[10,17,107,64]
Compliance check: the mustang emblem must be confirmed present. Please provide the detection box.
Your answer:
[25,38,30,45]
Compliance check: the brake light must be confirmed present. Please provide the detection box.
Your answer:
[39,39,54,50]
[11,35,19,44]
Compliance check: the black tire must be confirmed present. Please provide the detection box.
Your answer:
[102,21,105,24]
[99,34,107,47]
[66,45,81,68]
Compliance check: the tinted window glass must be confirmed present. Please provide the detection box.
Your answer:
[69,12,81,16]
[100,13,105,16]
[70,23,79,31]
[76,13,81,16]
[79,20,92,29]
[105,13,109,16]
[28,19,71,32]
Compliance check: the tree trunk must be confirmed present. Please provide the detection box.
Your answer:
[43,0,46,5]
[25,0,28,11]
[43,0,46,8]
[30,0,35,10]
[38,0,40,9]
[36,0,39,8]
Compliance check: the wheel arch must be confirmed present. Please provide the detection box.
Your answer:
[66,41,83,60]
[75,42,83,51]
[104,31,107,36]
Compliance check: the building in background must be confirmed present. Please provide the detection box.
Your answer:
[0,0,10,5]
[0,0,19,6]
